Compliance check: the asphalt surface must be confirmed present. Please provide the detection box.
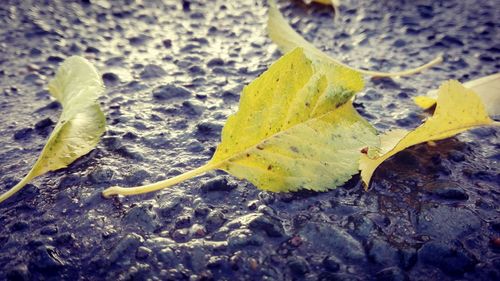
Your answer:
[0,0,499,280]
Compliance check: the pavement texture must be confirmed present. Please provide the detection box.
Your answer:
[0,0,499,280]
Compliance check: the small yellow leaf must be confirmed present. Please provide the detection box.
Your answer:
[414,72,500,116]
[360,80,494,187]
[0,56,106,204]
[103,48,377,197]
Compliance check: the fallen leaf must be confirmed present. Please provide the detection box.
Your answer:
[268,0,442,77]
[103,48,378,197]
[0,56,106,204]
[360,80,495,188]
[414,72,500,116]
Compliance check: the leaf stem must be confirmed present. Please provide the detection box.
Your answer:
[0,174,34,204]
[357,55,443,78]
[102,162,218,197]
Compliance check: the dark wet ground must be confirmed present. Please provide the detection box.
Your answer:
[0,0,499,280]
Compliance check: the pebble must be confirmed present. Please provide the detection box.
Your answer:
[102,72,120,86]
[101,136,122,150]
[157,247,176,266]
[88,168,114,184]
[323,256,341,272]
[125,169,150,185]
[490,237,500,250]
[299,222,366,263]
[206,210,226,232]
[188,65,205,75]
[448,151,465,162]
[123,205,158,232]
[47,55,64,64]
[190,224,207,238]
[366,238,400,266]
[491,220,500,232]
[5,264,30,281]
[136,246,152,260]
[248,214,284,238]
[57,175,80,189]
[417,205,481,240]
[10,221,29,232]
[13,128,33,140]
[116,146,144,160]
[181,100,205,115]
[40,225,58,235]
[128,34,152,46]
[55,233,75,245]
[174,215,192,229]
[200,177,235,192]
[427,183,469,200]
[172,228,189,242]
[108,233,144,263]
[162,39,172,48]
[288,256,309,276]
[418,241,477,276]
[152,84,192,100]
[348,214,375,239]
[196,121,223,139]
[375,267,409,281]
[85,46,100,53]
[194,204,210,217]
[207,58,224,67]
[31,245,65,271]
[140,64,167,79]
[207,255,227,269]
[228,229,263,248]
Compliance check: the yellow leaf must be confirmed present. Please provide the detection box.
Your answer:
[360,80,494,188]
[268,0,442,78]
[414,72,500,116]
[0,56,106,204]
[103,48,378,197]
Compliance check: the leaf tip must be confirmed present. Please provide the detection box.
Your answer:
[102,186,122,198]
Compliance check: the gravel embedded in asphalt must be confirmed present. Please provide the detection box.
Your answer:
[0,0,499,280]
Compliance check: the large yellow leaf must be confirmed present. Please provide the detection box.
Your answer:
[268,0,442,78]
[0,56,106,204]
[414,72,500,116]
[360,80,495,187]
[103,48,378,197]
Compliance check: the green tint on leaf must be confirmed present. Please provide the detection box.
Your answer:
[102,48,377,197]
[0,56,106,204]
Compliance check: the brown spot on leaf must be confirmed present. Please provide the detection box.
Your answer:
[267,165,272,170]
